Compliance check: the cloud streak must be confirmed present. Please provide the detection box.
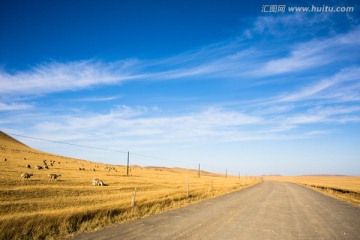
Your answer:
[0,60,144,95]
[259,26,360,75]
[276,66,360,102]
[29,106,262,143]
[74,95,121,102]
[0,102,32,111]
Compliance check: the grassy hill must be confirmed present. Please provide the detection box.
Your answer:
[0,131,260,239]
[0,131,29,147]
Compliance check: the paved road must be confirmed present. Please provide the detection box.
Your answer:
[74,181,360,240]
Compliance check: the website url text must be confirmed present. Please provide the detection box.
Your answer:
[261,5,355,13]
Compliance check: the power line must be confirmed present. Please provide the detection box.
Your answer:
[6,132,240,175]
[8,132,129,154]
[131,152,189,165]
[7,132,191,166]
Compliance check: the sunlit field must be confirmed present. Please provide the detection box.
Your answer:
[0,131,260,239]
[264,176,360,207]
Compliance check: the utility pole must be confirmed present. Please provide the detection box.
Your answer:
[127,151,130,176]
[226,169,227,178]
[198,164,200,177]
[186,177,189,197]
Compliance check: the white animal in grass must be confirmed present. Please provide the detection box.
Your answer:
[48,173,61,180]
[92,178,105,186]
[21,173,33,180]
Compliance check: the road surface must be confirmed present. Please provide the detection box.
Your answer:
[73,181,360,240]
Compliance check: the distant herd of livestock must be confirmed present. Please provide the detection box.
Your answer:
[20,172,105,186]
[4,158,108,186]
[21,172,61,180]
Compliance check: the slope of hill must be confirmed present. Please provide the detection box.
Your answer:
[0,131,260,239]
[0,131,29,148]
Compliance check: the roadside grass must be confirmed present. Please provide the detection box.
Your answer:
[0,132,260,239]
[264,176,360,207]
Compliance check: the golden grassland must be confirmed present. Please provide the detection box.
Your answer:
[0,131,260,239]
[264,175,360,207]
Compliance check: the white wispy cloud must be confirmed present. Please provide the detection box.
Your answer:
[0,102,32,111]
[284,105,360,125]
[249,14,331,37]
[303,130,335,137]
[21,106,262,145]
[276,66,360,102]
[260,26,360,75]
[74,95,120,102]
[0,60,144,96]
[9,97,356,148]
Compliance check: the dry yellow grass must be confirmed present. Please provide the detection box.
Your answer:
[264,175,360,207]
[0,131,260,239]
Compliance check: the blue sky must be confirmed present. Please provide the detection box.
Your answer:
[0,0,359,175]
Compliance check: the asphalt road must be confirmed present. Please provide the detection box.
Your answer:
[73,181,360,240]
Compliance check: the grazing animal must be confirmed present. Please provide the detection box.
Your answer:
[21,173,33,180]
[35,165,43,170]
[44,165,49,169]
[4,158,7,161]
[92,178,105,186]
[48,173,61,180]
[26,164,31,169]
